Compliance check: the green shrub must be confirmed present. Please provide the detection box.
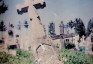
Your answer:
[16,49,31,58]
[64,42,75,49]
[0,49,35,64]
[79,46,86,53]
[59,49,93,64]
[16,49,35,64]
[0,52,9,64]
[0,52,20,64]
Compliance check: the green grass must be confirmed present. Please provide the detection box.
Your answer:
[0,49,36,64]
[59,49,93,64]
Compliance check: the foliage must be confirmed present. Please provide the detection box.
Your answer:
[74,18,86,38]
[86,19,93,37]
[0,52,19,64]
[64,42,75,49]
[16,49,33,58]
[48,22,56,37]
[79,46,86,53]
[0,0,8,14]
[16,49,35,64]
[67,20,75,29]
[0,20,7,31]
[59,49,93,64]
[0,52,9,64]
[0,49,35,64]
[67,18,86,39]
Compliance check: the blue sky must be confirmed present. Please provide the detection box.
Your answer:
[0,0,93,34]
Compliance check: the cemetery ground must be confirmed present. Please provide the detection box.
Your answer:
[0,49,35,64]
[59,49,93,64]
[0,48,93,64]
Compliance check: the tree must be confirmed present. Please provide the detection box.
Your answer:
[74,18,86,39]
[0,0,8,14]
[0,20,7,31]
[86,19,93,37]
[67,20,75,29]
[67,18,86,40]
[48,22,56,37]
[0,21,7,43]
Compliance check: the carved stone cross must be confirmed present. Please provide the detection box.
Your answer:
[16,0,46,39]
[16,0,46,51]
[16,0,46,18]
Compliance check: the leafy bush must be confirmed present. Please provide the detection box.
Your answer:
[0,49,35,64]
[79,46,86,53]
[16,49,31,58]
[0,52,20,64]
[59,49,93,64]
[0,52,9,64]
[64,42,75,49]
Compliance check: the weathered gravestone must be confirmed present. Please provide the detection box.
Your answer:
[16,0,62,64]
[16,0,46,50]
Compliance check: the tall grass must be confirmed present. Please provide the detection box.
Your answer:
[59,49,93,64]
[0,49,36,64]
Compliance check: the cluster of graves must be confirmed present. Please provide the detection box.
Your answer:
[0,0,93,64]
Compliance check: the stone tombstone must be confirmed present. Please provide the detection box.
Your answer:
[16,0,46,51]
[16,0,62,64]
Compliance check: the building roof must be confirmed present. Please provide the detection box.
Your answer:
[52,33,75,40]
[63,33,75,38]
